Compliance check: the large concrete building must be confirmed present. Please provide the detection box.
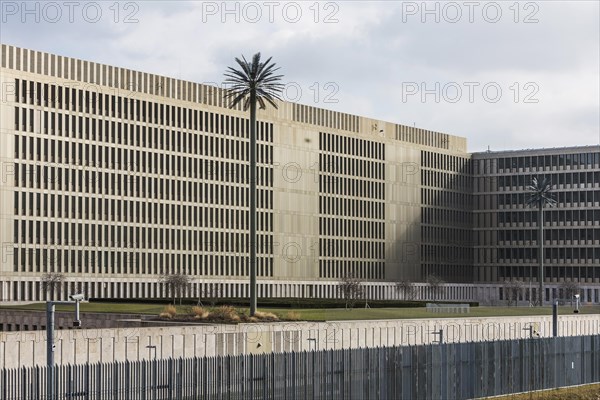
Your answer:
[0,44,598,303]
[472,147,600,303]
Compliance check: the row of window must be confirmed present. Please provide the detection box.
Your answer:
[421,226,473,246]
[421,188,473,210]
[3,45,242,109]
[15,150,272,191]
[421,264,474,283]
[319,153,385,180]
[497,228,600,244]
[295,105,360,133]
[14,129,273,179]
[397,127,451,150]
[14,218,273,250]
[421,151,470,173]
[497,247,600,263]
[420,244,474,264]
[499,266,600,281]
[14,164,273,205]
[319,218,385,240]
[496,209,600,225]
[15,79,272,138]
[319,196,384,220]
[421,208,473,226]
[472,173,600,194]
[318,239,385,260]
[26,111,273,161]
[5,278,392,303]
[494,153,600,171]
[496,190,600,208]
[318,261,385,280]
[421,169,472,191]
[318,175,385,200]
[319,132,385,161]
[14,247,273,277]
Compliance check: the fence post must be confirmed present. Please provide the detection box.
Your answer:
[553,300,558,337]
[46,302,55,400]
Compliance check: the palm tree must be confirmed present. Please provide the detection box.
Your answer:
[526,177,556,306]
[224,53,284,316]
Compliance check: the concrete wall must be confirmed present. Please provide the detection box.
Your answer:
[0,310,144,331]
[1,314,599,369]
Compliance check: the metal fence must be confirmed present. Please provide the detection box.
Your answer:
[426,303,470,313]
[2,335,599,400]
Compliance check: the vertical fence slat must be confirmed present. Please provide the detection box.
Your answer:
[3,334,600,399]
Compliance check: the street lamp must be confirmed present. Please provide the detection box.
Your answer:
[574,294,580,313]
[46,293,86,400]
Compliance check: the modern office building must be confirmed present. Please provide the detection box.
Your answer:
[0,44,598,303]
[472,147,600,302]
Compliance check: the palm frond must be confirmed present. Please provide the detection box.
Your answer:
[526,177,557,208]
[223,52,284,110]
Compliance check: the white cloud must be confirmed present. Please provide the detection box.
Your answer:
[1,0,598,152]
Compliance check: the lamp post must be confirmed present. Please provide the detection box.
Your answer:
[46,294,86,400]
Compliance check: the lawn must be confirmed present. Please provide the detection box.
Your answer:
[260,305,600,321]
[2,302,599,321]
[490,383,600,399]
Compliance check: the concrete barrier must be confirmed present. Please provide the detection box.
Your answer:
[1,314,599,369]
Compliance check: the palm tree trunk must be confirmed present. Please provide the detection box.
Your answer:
[538,204,544,306]
[249,91,257,316]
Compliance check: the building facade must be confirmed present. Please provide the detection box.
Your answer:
[472,147,600,303]
[0,44,598,303]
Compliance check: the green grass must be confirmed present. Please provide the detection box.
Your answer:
[261,305,600,321]
[2,302,599,322]
[489,383,600,399]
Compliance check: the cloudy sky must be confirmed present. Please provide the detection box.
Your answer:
[2,1,598,152]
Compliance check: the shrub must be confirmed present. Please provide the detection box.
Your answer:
[211,306,240,322]
[191,306,209,319]
[254,311,279,321]
[284,311,301,321]
[161,304,177,318]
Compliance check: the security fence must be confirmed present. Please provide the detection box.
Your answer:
[426,303,471,313]
[2,335,599,400]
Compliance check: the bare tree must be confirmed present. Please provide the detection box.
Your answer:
[338,276,364,310]
[160,273,191,305]
[197,283,222,307]
[560,281,580,306]
[503,280,524,307]
[426,274,445,300]
[395,279,417,301]
[41,273,65,300]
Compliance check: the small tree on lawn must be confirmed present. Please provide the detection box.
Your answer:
[560,280,580,306]
[197,283,221,307]
[338,276,364,310]
[160,273,191,305]
[426,274,445,301]
[41,273,65,300]
[503,280,524,307]
[395,279,417,301]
